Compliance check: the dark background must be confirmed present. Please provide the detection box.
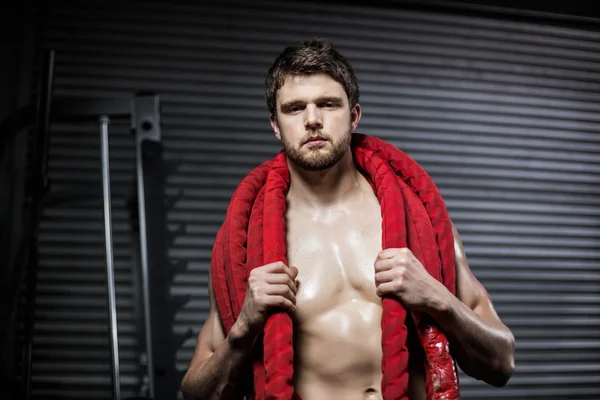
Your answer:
[2,0,600,399]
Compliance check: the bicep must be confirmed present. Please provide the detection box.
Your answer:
[189,277,226,366]
[452,224,500,320]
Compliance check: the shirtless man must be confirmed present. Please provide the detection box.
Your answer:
[181,39,515,400]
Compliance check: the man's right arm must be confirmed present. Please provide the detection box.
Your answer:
[181,262,299,400]
[180,280,257,400]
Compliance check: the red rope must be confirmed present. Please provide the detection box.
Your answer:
[211,134,460,399]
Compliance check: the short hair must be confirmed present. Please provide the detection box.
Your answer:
[265,38,360,116]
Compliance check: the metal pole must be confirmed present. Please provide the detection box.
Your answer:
[135,137,155,397]
[22,49,55,400]
[99,115,121,400]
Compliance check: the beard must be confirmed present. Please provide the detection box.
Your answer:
[280,125,352,171]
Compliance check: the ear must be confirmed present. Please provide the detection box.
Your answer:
[270,113,282,140]
[350,103,362,131]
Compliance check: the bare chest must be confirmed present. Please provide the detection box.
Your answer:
[286,195,383,319]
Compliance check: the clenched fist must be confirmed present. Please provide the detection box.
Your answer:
[238,261,299,334]
[374,248,450,313]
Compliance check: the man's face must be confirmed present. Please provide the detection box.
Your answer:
[270,74,361,171]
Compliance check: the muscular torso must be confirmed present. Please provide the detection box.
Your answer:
[286,174,426,400]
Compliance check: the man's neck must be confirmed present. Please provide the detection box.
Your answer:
[287,151,362,208]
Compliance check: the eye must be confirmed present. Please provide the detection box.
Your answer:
[286,106,303,114]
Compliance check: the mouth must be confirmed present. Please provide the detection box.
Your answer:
[305,137,328,146]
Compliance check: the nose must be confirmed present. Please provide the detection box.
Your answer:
[304,104,323,130]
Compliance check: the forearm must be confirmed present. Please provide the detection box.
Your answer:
[430,295,515,387]
[181,323,258,400]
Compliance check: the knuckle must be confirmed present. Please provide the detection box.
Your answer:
[394,281,404,292]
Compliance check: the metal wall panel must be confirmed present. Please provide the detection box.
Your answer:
[30,0,600,398]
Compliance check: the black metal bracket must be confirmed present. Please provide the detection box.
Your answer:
[45,93,163,400]
[2,48,190,400]
[1,89,163,399]
[132,98,193,400]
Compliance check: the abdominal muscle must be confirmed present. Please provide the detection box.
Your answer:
[293,293,426,400]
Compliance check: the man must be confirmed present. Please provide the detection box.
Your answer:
[181,38,515,400]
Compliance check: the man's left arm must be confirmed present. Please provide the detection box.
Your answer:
[429,223,516,387]
[374,223,516,387]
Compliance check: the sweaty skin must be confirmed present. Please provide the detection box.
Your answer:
[287,170,425,400]
[181,72,514,400]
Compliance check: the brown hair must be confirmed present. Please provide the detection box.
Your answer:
[265,38,359,116]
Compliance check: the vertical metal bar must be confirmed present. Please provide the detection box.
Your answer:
[23,49,55,400]
[132,94,162,398]
[135,133,155,398]
[99,115,121,400]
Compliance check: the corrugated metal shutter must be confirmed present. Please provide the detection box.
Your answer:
[29,0,600,399]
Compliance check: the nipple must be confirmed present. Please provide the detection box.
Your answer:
[364,387,382,400]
